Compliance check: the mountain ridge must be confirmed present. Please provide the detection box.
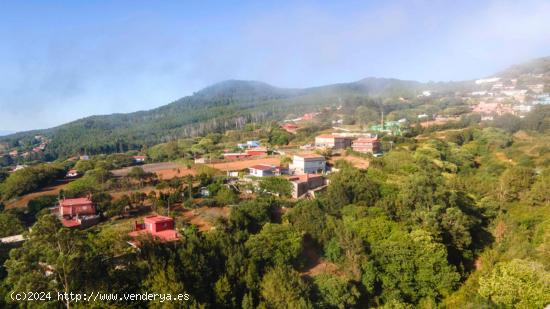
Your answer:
[2,56,549,158]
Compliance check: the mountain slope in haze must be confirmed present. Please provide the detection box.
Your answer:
[0,78,428,158]
[2,56,548,158]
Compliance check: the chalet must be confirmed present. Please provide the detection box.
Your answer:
[128,215,180,243]
[133,155,147,163]
[9,150,18,157]
[53,197,100,228]
[246,147,268,156]
[289,154,326,174]
[288,174,326,198]
[249,165,276,177]
[281,123,299,134]
[314,135,353,150]
[352,137,381,154]
[66,169,79,178]
[223,153,250,160]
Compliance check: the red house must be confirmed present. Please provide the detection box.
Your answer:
[54,197,99,228]
[246,147,268,156]
[129,215,180,243]
[223,153,250,160]
[59,197,96,217]
[281,123,299,134]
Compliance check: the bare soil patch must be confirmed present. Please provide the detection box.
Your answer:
[112,162,196,179]
[180,206,230,231]
[206,156,282,171]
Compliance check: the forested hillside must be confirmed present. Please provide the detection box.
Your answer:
[0,78,447,158]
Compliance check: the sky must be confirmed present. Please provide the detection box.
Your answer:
[1,0,550,131]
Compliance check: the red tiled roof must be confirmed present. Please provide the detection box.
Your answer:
[249,164,275,171]
[143,215,173,224]
[59,198,93,207]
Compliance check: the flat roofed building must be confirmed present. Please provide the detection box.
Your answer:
[352,137,381,154]
[290,154,326,174]
[315,135,353,150]
[129,215,180,243]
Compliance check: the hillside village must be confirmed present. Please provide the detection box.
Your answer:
[0,58,549,308]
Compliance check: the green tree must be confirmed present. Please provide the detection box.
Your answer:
[259,177,292,197]
[215,187,239,206]
[260,266,312,309]
[0,211,25,237]
[246,223,302,267]
[478,259,550,308]
[312,274,361,308]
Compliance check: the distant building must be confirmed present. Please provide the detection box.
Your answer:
[246,147,268,156]
[370,121,404,136]
[288,174,326,198]
[194,157,206,164]
[249,165,276,177]
[352,137,381,154]
[66,169,79,178]
[302,112,319,121]
[475,77,501,84]
[79,155,90,161]
[314,135,353,150]
[472,102,514,116]
[289,154,326,174]
[8,150,17,157]
[281,123,299,134]
[223,153,250,160]
[128,215,180,244]
[133,155,147,163]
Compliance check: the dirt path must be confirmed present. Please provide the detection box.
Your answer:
[5,180,71,209]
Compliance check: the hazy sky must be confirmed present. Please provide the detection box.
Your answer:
[1,0,550,131]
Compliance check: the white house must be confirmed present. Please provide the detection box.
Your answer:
[248,165,276,177]
[289,154,326,174]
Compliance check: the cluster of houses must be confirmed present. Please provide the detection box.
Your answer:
[245,153,328,198]
[470,74,548,120]
[48,196,180,245]
[4,135,48,161]
[222,140,268,161]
